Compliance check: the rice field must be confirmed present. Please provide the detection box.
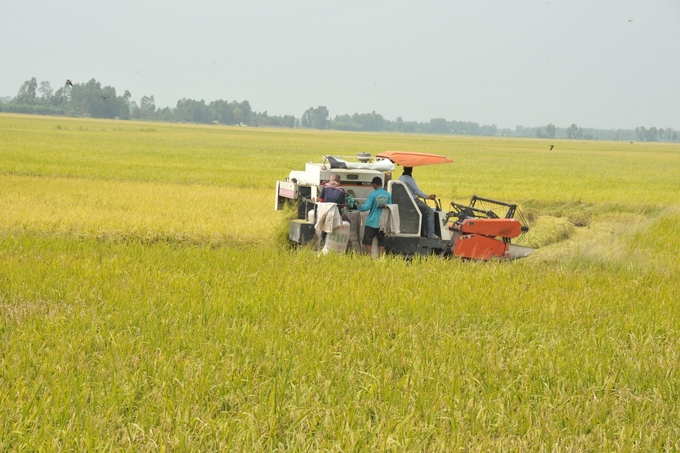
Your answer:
[1,113,679,451]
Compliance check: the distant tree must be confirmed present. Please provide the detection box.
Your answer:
[175,98,210,123]
[331,114,355,131]
[566,123,578,139]
[429,118,448,134]
[250,110,295,128]
[15,77,38,104]
[664,128,672,141]
[546,123,556,138]
[64,78,124,118]
[575,127,583,139]
[129,101,139,119]
[139,95,156,119]
[480,124,498,136]
[38,81,53,104]
[349,111,385,131]
[455,121,481,135]
[209,99,235,124]
[673,131,679,142]
[155,106,175,122]
[118,90,131,119]
[645,127,658,142]
[316,106,329,129]
[301,106,329,129]
[515,125,532,137]
[67,79,91,115]
[331,114,351,130]
[301,108,313,128]
[275,114,296,128]
[635,126,646,141]
[535,127,547,138]
[394,116,405,132]
[234,100,252,124]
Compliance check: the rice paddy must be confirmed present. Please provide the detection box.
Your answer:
[1,113,679,451]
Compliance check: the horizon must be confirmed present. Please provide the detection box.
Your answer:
[2,0,679,131]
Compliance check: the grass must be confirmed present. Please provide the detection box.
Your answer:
[1,113,680,451]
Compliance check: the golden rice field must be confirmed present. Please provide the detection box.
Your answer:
[1,113,679,451]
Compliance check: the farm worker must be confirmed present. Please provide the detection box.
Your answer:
[319,173,346,216]
[399,167,439,240]
[356,176,392,257]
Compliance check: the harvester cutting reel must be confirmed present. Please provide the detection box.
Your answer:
[443,195,534,260]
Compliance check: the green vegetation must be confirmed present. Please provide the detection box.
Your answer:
[1,113,679,451]
[8,76,677,141]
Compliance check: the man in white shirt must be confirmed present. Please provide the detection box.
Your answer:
[398,167,439,240]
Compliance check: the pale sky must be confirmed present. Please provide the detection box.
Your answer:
[2,0,679,130]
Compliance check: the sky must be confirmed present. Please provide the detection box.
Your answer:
[1,0,679,130]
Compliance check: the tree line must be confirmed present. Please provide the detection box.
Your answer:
[0,77,502,135]
[300,106,500,135]
[515,123,678,142]
[1,77,677,141]
[1,77,295,127]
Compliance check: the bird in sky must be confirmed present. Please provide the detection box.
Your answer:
[100,95,109,100]
[549,145,554,151]
[628,19,634,22]
[66,79,73,87]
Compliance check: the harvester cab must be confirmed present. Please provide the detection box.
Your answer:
[274,151,534,260]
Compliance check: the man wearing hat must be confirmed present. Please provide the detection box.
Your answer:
[318,173,347,215]
[356,176,391,257]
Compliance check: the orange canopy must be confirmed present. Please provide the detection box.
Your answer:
[376,151,454,167]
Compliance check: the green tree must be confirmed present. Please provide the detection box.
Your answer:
[175,98,209,123]
[301,106,329,129]
[350,111,385,131]
[665,128,673,141]
[68,80,129,118]
[234,100,252,124]
[429,118,448,134]
[139,95,156,120]
[118,90,132,119]
[645,127,658,142]
[38,81,53,104]
[209,99,236,124]
[546,123,556,138]
[566,123,578,139]
[15,77,38,104]
[301,108,314,128]
[50,86,68,109]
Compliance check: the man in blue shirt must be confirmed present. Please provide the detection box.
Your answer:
[357,176,392,257]
[398,167,439,239]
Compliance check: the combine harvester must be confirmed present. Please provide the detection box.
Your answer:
[274,151,533,260]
